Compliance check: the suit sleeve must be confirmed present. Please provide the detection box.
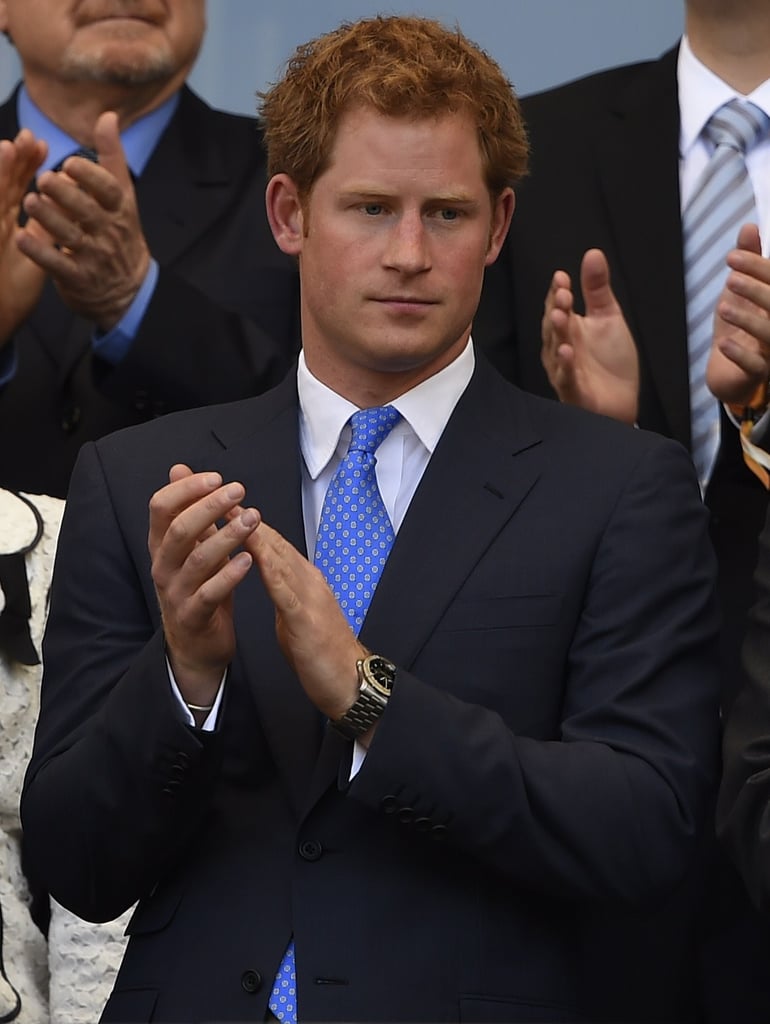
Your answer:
[717,504,770,909]
[349,438,721,905]
[20,442,227,922]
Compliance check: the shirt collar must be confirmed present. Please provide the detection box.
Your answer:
[678,34,770,157]
[17,85,179,176]
[298,338,475,481]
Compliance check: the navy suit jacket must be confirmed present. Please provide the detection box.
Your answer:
[22,355,720,1023]
[0,85,300,497]
[475,45,768,714]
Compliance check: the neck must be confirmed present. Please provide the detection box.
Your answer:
[23,76,180,147]
[302,334,470,409]
[686,2,770,93]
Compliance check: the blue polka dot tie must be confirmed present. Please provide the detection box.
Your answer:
[268,405,400,1022]
[314,405,401,632]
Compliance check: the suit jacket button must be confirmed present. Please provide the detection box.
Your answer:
[380,795,399,814]
[241,969,262,993]
[299,839,323,861]
[397,806,414,824]
[414,816,432,832]
[431,824,448,841]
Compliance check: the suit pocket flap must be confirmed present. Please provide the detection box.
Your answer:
[125,885,183,936]
[101,986,158,1023]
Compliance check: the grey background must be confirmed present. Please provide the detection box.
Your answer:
[0,1,684,115]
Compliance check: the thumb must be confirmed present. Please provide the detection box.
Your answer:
[735,222,762,256]
[92,110,132,186]
[581,248,619,318]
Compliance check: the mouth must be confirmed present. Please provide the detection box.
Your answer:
[375,296,437,311]
[74,3,164,28]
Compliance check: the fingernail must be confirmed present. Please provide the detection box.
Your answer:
[240,509,258,528]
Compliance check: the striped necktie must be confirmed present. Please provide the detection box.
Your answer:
[682,99,770,490]
[268,405,400,1023]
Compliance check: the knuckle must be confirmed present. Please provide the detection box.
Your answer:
[187,543,207,570]
[167,517,191,545]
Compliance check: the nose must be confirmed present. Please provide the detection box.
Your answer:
[383,212,431,274]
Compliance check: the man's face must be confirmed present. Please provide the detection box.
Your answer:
[272,106,513,401]
[0,0,205,87]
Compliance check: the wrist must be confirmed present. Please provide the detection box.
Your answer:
[168,655,224,710]
[331,653,396,740]
[728,378,770,423]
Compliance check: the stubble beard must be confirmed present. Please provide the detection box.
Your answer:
[59,40,175,87]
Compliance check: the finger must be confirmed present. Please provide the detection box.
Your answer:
[247,518,305,578]
[169,463,194,484]
[734,222,762,256]
[247,519,326,612]
[31,163,111,228]
[724,269,770,317]
[0,132,46,196]
[21,188,86,251]
[546,288,575,348]
[718,298,770,349]
[714,336,769,378]
[542,271,572,349]
[165,464,225,540]
[168,506,259,605]
[726,252,770,292]
[15,220,84,280]
[148,471,223,553]
[581,248,618,317]
[93,110,134,191]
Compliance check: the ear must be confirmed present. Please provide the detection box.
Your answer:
[0,2,10,36]
[265,173,305,256]
[484,187,515,266]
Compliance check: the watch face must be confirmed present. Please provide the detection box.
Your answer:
[366,655,396,693]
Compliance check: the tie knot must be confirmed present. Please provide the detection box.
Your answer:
[704,99,770,155]
[348,405,400,454]
[51,147,99,173]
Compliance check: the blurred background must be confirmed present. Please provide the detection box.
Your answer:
[0,0,684,114]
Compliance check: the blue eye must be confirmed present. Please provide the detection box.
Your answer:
[363,203,383,215]
[440,208,459,221]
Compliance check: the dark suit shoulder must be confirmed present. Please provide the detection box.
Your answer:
[89,372,295,470]
[171,86,267,172]
[471,356,691,475]
[521,45,678,122]
[515,379,688,464]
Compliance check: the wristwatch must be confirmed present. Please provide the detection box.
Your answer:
[331,654,396,739]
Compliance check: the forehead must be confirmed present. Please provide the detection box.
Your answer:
[322,105,486,190]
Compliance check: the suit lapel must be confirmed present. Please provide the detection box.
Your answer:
[137,88,249,266]
[592,46,692,448]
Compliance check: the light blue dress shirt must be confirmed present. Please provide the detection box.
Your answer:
[0,87,180,384]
